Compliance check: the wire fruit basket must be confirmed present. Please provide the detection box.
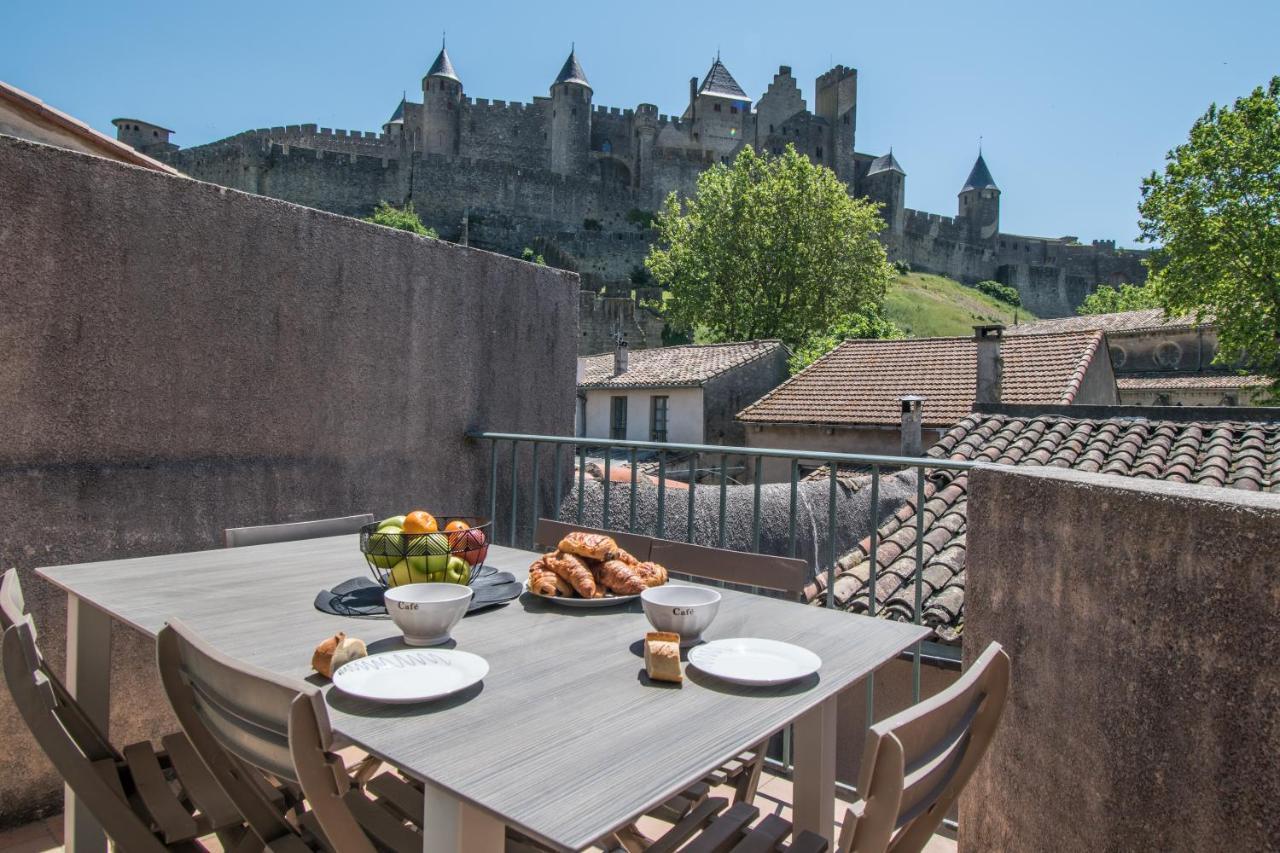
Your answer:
[359,516,491,588]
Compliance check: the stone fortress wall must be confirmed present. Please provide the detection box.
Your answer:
[150,47,1148,331]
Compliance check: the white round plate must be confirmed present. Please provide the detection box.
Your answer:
[332,650,489,704]
[525,581,639,608]
[688,638,822,686]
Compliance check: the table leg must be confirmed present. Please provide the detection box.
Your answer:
[65,594,112,853]
[420,779,505,852]
[792,695,837,847]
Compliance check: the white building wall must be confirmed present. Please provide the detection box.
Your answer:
[583,387,704,444]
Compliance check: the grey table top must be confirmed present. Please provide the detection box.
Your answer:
[39,537,930,851]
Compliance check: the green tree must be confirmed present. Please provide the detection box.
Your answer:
[1139,77,1280,396]
[520,247,547,266]
[645,144,896,349]
[364,201,437,237]
[788,311,904,373]
[1078,282,1162,314]
[973,279,1021,307]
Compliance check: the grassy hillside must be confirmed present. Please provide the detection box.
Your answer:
[885,272,1036,338]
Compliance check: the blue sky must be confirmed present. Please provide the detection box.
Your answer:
[4,0,1276,246]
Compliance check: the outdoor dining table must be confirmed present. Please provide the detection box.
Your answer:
[39,535,930,852]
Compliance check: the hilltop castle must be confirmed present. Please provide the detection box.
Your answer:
[129,45,1146,332]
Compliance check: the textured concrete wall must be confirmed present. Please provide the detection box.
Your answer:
[961,465,1280,852]
[702,348,790,447]
[0,134,578,827]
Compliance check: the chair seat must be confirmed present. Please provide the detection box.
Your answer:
[112,734,248,845]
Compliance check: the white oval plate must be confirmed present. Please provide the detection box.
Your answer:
[688,638,822,686]
[525,580,639,608]
[332,650,489,704]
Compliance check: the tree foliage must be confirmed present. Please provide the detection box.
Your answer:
[645,144,896,349]
[788,311,904,373]
[973,279,1021,307]
[1078,283,1162,314]
[364,201,437,237]
[1139,77,1280,396]
[520,247,547,266]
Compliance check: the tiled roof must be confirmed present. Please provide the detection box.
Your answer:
[866,151,905,176]
[961,153,998,191]
[579,341,785,390]
[698,58,750,102]
[811,412,1280,642]
[1116,373,1273,390]
[737,331,1105,428]
[426,47,460,82]
[386,99,405,124]
[1009,309,1199,336]
[553,50,590,88]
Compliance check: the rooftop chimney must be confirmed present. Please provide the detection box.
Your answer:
[973,324,1004,405]
[689,77,698,121]
[614,335,629,375]
[900,395,925,457]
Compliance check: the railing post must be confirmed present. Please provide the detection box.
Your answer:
[509,440,519,547]
[788,458,799,558]
[629,448,638,533]
[530,442,540,549]
[576,444,586,524]
[913,465,926,704]
[826,462,838,609]
[552,444,563,522]
[687,452,697,543]
[603,454,612,530]
[488,439,498,530]
[866,465,880,735]
[656,452,667,539]
[718,454,728,549]
[751,457,763,554]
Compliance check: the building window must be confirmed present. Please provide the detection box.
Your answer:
[769,124,774,132]
[601,139,612,153]
[610,397,628,440]
[730,105,738,114]
[816,146,823,158]
[714,103,721,112]
[650,396,669,442]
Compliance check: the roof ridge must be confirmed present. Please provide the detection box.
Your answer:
[1059,330,1105,404]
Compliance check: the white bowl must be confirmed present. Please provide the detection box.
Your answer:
[641,586,722,647]
[383,583,473,646]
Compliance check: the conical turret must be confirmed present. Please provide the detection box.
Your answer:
[549,47,591,175]
[552,48,590,90]
[421,39,462,156]
[958,152,1000,241]
[426,45,460,84]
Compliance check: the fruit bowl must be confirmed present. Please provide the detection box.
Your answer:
[359,516,491,588]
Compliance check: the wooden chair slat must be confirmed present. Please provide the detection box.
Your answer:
[91,756,130,803]
[649,539,808,597]
[784,830,830,853]
[162,732,245,830]
[679,801,761,853]
[123,740,203,842]
[645,796,730,853]
[224,514,374,548]
[365,773,424,824]
[730,813,793,853]
[341,789,422,850]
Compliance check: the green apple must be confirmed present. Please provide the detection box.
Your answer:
[445,555,469,585]
[424,533,450,575]
[377,515,406,531]
[366,525,403,569]
[389,557,429,586]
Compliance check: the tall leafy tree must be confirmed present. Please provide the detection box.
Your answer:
[1078,283,1162,314]
[645,145,896,350]
[1140,77,1280,395]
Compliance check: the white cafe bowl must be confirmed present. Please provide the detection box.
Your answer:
[641,585,722,647]
[383,583,473,646]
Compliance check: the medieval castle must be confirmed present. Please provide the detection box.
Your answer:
[121,45,1146,345]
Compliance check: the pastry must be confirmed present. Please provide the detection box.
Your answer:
[311,632,368,679]
[644,632,682,683]
[598,559,648,595]
[528,556,561,596]
[545,550,598,598]
[557,531,617,561]
[634,561,669,588]
[609,547,640,567]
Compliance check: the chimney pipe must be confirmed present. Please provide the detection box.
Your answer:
[689,77,698,122]
[900,396,925,457]
[973,324,1004,405]
[614,336,629,375]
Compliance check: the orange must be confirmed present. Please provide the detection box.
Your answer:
[444,519,470,533]
[403,510,438,534]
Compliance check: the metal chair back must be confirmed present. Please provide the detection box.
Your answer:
[839,642,1011,853]
[223,513,374,548]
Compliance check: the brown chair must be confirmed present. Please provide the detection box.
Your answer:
[0,569,253,852]
[223,513,374,548]
[156,618,731,852]
[706,642,1011,853]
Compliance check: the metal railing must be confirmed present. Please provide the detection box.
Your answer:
[470,431,974,810]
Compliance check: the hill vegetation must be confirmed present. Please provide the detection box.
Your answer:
[884,272,1036,337]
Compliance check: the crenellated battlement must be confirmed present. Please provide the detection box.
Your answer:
[465,97,534,114]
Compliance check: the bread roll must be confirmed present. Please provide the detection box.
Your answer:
[312,632,368,678]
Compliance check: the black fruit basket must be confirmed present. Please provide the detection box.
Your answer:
[358,516,492,588]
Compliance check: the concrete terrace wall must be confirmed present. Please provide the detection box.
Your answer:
[0,134,578,826]
[961,465,1280,852]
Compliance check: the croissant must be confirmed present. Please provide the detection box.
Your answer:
[528,556,563,596]
[598,559,649,595]
[609,547,640,567]
[558,531,617,561]
[545,551,597,598]
[634,561,669,588]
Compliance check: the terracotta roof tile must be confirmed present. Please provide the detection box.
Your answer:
[738,331,1106,427]
[1008,309,1200,336]
[578,340,785,390]
[811,411,1280,643]
[1116,373,1273,391]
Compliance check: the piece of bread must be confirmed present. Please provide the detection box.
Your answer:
[312,632,368,679]
[645,632,682,684]
[557,531,617,561]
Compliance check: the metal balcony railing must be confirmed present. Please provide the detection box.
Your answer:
[469,431,975,813]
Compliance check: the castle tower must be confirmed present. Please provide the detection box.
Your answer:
[815,66,857,184]
[421,44,462,156]
[862,150,906,236]
[111,118,177,155]
[958,152,1000,241]
[633,103,659,191]
[549,48,592,176]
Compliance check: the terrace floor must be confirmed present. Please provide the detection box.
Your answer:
[0,767,958,852]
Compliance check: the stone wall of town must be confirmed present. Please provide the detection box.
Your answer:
[962,465,1280,852]
[0,134,577,827]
